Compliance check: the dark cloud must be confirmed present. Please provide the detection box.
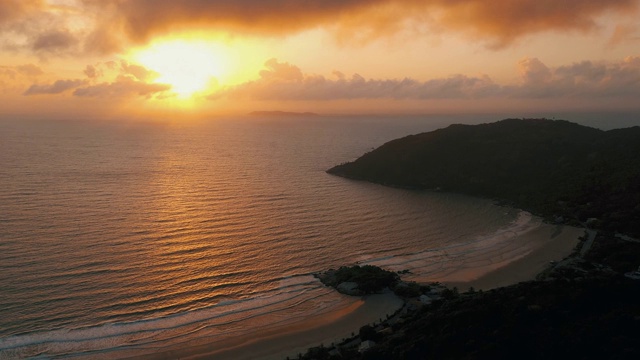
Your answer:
[72,77,171,98]
[0,1,82,55]
[1,0,638,56]
[105,0,382,43]
[23,79,87,95]
[83,64,100,79]
[434,0,638,48]
[91,0,638,50]
[0,0,42,25]
[32,29,77,52]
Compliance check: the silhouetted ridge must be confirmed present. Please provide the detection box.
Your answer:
[328,119,640,234]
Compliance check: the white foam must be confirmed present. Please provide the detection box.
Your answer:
[362,211,541,281]
[0,275,337,359]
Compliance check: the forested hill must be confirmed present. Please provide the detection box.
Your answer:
[328,119,640,235]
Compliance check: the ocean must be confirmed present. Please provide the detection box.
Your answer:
[0,115,554,358]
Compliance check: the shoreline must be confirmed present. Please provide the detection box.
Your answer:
[138,292,403,360]
[443,224,583,291]
[204,292,403,360]
[136,222,583,360]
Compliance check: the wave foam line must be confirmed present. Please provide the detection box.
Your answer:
[360,211,539,279]
[0,275,333,359]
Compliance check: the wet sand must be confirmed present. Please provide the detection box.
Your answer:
[205,225,583,359]
[145,223,583,360]
[444,224,584,290]
[144,292,403,360]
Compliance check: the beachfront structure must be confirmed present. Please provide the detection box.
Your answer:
[358,340,376,353]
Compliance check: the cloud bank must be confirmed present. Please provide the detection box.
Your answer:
[20,60,170,99]
[72,78,170,98]
[1,0,637,55]
[101,0,637,47]
[210,57,640,102]
[24,79,87,95]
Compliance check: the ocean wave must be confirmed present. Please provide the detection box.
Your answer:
[360,211,540,281]
[0,275,339,359]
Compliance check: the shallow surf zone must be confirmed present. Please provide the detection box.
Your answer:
[0,275,358,359]
[0,211,578,359]
[361,211,572,286]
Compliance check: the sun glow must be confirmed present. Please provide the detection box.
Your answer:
[132,40,229,98]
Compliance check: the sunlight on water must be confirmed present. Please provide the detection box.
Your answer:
[0,116,520,358]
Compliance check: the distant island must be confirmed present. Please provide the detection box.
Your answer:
[328,118,640,235]
[248,110,320,117]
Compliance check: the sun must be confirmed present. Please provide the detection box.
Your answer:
[132,40,228,98]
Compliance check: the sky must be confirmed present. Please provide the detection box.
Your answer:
[1,0,640,121]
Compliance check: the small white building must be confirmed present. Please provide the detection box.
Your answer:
[358,340,376,353]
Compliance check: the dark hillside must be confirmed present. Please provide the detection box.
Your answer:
[328,119,640,234]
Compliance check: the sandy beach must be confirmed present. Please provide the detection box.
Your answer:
[212,222,583,359]
[135,222,583,360]
[202,292,403,360]
[444,223,584,291]
[135,292,403,360]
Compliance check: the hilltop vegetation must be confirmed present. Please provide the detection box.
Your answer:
[328,119,640,235]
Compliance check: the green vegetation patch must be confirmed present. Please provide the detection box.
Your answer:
[319,265,400,294]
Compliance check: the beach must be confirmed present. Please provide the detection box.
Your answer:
[443,223,583,291]
[202,292,403,360]
[154,222,583,360]
[131,292,403,360]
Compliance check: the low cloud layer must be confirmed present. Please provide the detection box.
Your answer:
[512,56,640,98]
[72,78,170,98]
[24,79,86,95]
[21,60,170,99]
[14,56,640,106]
[212,57,640,101]
[1,0,637,56]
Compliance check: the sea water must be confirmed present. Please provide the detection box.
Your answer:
[1,115,530,358]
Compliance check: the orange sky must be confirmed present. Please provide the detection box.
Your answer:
[1,0,640,120]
